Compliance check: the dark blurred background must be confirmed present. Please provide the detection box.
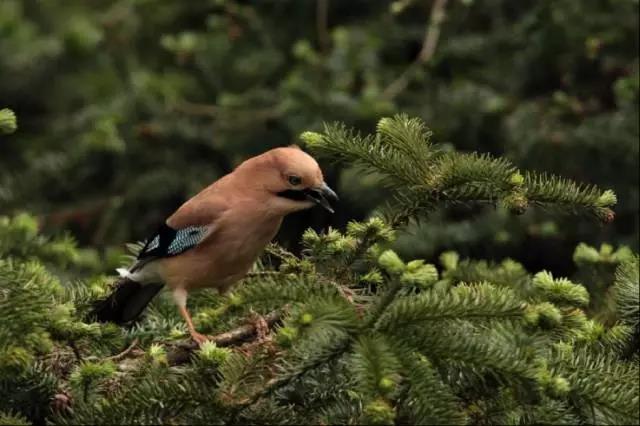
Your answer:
[0,0,638,276]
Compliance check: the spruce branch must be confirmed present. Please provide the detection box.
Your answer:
[350,335,403,399]
[407,321,542,383]
[306,115,617,223]
[551,347,640,424]
[228,253,405,419]
[399,354,467,425]
[265,243,298,262]
[531,271,590,307]
[167,310,283,364]
[364,277,404,330]
[611,257,639,329]
[236,276,341,310]
[377,283,526,330]
[524,172,616,222]
[442,258,530,290]
[227,334,352,421]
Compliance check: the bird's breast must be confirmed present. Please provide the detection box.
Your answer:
[160,212,283,291]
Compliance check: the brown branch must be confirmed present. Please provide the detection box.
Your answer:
[68,340,83,362]
[105,338,139,361]
[210,310,282,346]
[316,0,330,55]
[167,310,283,365]
[381,0,449,100]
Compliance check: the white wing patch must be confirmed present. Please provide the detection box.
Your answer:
[147,235,160,251]
[116,224,212,283]
[117,261,163,284]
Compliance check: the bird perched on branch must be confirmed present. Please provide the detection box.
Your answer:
[92,146,338,343]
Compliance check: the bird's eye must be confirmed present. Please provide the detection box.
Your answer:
[288,175,302,186]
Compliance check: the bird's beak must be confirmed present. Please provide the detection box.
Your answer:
[304,182,339,213]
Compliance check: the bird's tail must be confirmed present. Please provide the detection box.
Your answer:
[91,278,164,324]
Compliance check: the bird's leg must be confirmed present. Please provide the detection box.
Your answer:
[173,288,210,344]
[179,305,210,344]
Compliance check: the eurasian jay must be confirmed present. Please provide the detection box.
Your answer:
[92,146,338,343]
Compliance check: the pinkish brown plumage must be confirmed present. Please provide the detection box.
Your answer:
[93,146,337,343]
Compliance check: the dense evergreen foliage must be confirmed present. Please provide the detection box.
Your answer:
[1,1,638,424]
[1,0,637,266]
[1,116,637,424]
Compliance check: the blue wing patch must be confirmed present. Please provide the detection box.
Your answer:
[167,226,209,255]
[137,223,209,261]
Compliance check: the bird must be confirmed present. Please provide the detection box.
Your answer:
[91,146,338,343]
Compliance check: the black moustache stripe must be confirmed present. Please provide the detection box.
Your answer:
[277,189,309,202]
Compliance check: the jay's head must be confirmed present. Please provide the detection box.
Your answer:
[237,146,338,214]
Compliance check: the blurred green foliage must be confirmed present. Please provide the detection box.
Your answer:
[1,208,637,424]
[0,0,638,272]
[1,3,638,423]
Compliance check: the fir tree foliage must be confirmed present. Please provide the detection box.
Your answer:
[0,116,637,424]
[2,0,637,268]
[612,256,639,330]
[303,115,616,224]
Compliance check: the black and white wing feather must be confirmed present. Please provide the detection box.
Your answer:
[139,223,209,258]
[123,223,211,274]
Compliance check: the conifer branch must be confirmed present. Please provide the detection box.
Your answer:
[304,115,617,223]
[399,354,467,424]
[167,310,283,364]
[377,283,526,330]
[228,335,352,421]
[208,310,282,347]
[611,257,639,329]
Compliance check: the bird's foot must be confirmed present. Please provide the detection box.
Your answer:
[190,330,212,345]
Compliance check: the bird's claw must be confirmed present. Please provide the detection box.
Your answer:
[190,331,212,345]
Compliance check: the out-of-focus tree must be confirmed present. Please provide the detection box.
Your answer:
[1,116,636,425]
[0,0,637,271]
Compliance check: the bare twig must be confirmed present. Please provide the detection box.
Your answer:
[209,310,282,347]
[68,341,83,362]
[105,338,139,361]
[167,310,283,365]
[316,0,330,54]
[381,0,449,100]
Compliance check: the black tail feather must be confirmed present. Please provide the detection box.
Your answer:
[91,278,164,324]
